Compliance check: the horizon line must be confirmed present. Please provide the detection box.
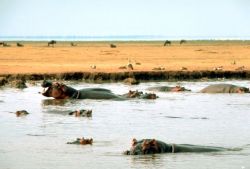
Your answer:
[1,35,250,41]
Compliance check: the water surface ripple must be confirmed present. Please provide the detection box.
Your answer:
[0,80,250,169]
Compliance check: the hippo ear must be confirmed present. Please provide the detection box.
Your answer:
[132,138,137,146]
[53,82,60,87]
[150,139,157,146]
[142,140,149,146]
[142,140,150,152]
[59,84,68,92]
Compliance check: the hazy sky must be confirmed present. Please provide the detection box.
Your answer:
[0,0,250,38]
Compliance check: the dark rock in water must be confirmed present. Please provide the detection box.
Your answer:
[16,110,29,117]
[123,77,139,85]
[11,79,27,89]
[0,77,8,87]
[67,137,93,145]
[69,109,92,117]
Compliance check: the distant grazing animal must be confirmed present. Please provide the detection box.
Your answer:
[235,66,245,71]
[17,43,24,47]
[3,42,11,47]
[90,65,96,69]
[48,40,56,47]
[181,67,188,71]
[119,63,135,70]
[231,60,236,65]
[213,66,223,71]
[180,40,187,45]
[127,63,134,70]
[152,67,165,71]
[164,40,171,46]
[118,66,127,69]
[110,44,117,48]
[71,42,77,46]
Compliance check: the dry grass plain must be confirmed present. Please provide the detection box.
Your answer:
[0,41,250,74]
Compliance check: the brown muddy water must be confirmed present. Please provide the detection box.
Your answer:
[0,80,250,169]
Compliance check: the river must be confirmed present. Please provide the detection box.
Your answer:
[0,80,250,169]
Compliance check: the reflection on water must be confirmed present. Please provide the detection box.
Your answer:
[42,99,69,106]
[0,80,250,169]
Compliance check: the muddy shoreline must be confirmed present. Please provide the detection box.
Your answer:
[1,71,250,84]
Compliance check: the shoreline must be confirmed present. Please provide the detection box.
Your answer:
[1,70,250,82]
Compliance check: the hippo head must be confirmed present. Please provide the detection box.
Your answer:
[127,90,143,98]
[79,137,93,145]
[171,86,190,92]
[41,80,71,99]
[143,93,157,99]
[124,139,159,155]
[236,87,250,93]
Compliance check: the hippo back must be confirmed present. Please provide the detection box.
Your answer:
[147,86,173,92]
[127,139,172,155]
[78,89,123,100]
[200,84,248,93]
[81,88,112,93]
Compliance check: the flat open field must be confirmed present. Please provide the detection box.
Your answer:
[0,41,250,74]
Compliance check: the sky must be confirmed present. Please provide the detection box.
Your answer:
[0,0,250,39]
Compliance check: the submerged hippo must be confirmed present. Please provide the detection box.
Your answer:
[69,109,92,117]
[124,138,234,155]
[15,110,29,117]
[41,80,123,100]
[147,86,191,92]
[122,90,158,99]
[200,84,250,93]
[67,137,93,145]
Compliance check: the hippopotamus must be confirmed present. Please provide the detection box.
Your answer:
[69,109,92,117]
[15,110,29,117]
[41,80,123,100]
[124,138,233,155]
[147,86,191,92]
[122,90,158,99]
[67,137,93,145]
[200,84,250,93]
